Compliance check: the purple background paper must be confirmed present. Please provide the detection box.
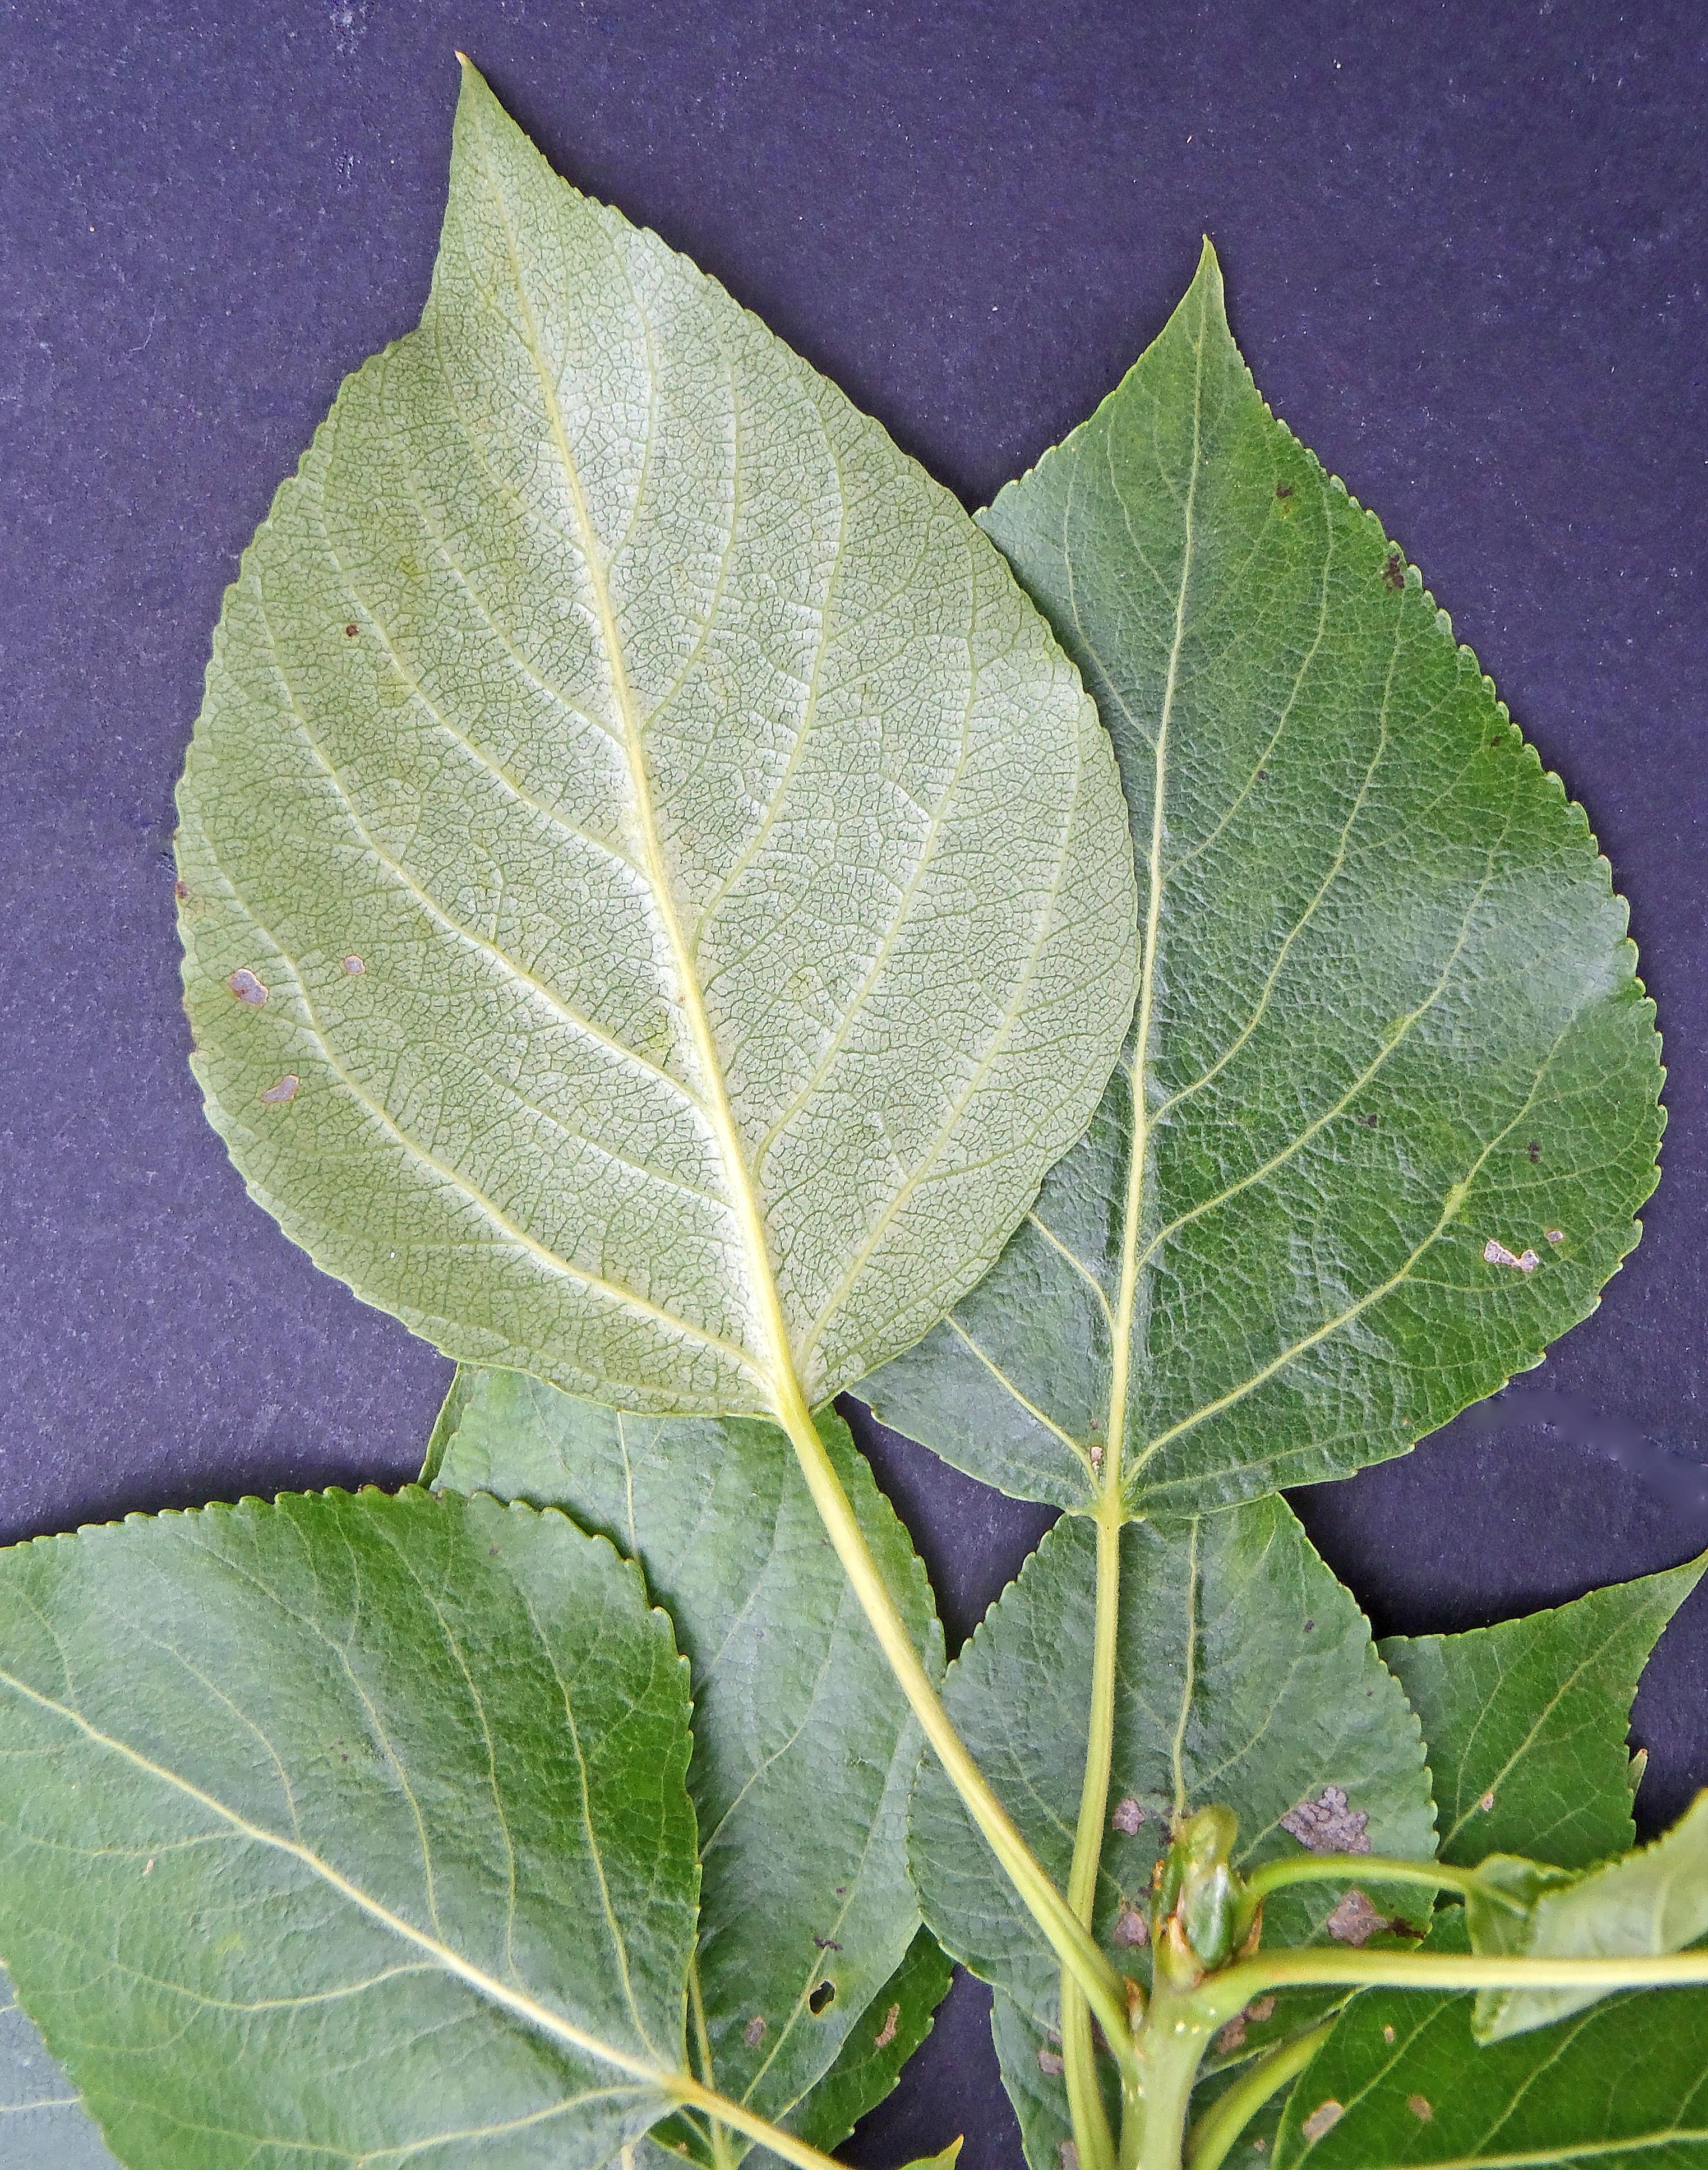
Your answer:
[3,4,1705,2163]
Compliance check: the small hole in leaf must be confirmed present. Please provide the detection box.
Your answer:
[809,1980,835,2016]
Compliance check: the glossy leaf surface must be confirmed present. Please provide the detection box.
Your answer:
[1381,1550,1706,1870]
[861,243,1662,1515]
[0,1489,699,2167]
[910,1499,1435,2100]
[1467,1794,1708,2040]
[1273,1912,1708,2169]
[174,61,1135,1422]
[426,1365,944,2155]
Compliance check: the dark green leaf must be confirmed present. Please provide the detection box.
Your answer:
[1380,1551,1706,1869]
[860,243,1661,1516]
[174,59,1135,1425]
[1273,1911,1708,2168]
[427,1366,944,2155]
[1466,1794,1708,2041]
[910,1500,1435,2052]
[0,1488,699,2167]
[780,1927,955,2162]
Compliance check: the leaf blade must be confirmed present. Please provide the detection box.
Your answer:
[429,1366,945,2153]
[1379,1551,1707,1870]
[908,1498,1435,2133]
[0,1489,699,2167]
[861,243,1663,1515]
[174,62,1137,1421]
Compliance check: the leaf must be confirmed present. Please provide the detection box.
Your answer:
[908,1499,1435,2065]
[779,1927,955,2163]
[1379,1550,1707,1870]
[0,1972,118,2170]
[1272,1911,1708,2169]
[990,1986,1118,2170]
[173,59,1136,1424]
[425,1365,945,2154]
[858,241,1662,1516]
[1466,1793,1708,2040]
[0,1487,701,2167]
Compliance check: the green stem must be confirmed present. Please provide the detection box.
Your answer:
[1184,2025,1336,2170]
[1061,1492,1128,2170]
[1208,1946,1708,2011]
[770,1380,1139,2080]
[1134,1986,1216,2170]
[1239,1853,1484,1907]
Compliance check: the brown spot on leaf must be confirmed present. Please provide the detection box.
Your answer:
[1528,1141,1540,1163]
[1480,1790,1496,1813]
[1483,1238,1539,1273]
[809,1980,835,2015]
[1090,1441,1105,1476]
[874,2001,901,2049]
[343,954,366,975]
[143,1858,154,1875]
[1246,1996,1276,2022]
[1382,554,1404,589]
[1060,2145,1081,2170]
[259,1075,299,1105]
[1114,1905,1150,1947]
[344,622,358,637]
[1301,2102,1344,2144]
[1284,1786,1369,1854]
[1357,1111,1378,1128]
[1383,2024,1396,2043]
[1111,1796,1145,1835]
[745,2015,766,2048]
[1325,1889,1384,1945]
[173,878,188,901]
[813,1936,842,1951]
[1545,1229,1564,1245]
[227,967,268,1006]
[1409,2097,1433,2122]
[1216,2015,1248,2055]
[1276,482,1294,498]
[1038,2046,1065,2075]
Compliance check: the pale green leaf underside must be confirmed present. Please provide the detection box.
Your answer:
[174,62,1136,1419]
[861,243,1662,1515]
[1470,1794,1708,2041]
[426,1366,945,2158]
[908,1498,1435,2094]
[1273,1912,1708,2170]
[1380,1550,1707,1871]
[0,1489,700,2168]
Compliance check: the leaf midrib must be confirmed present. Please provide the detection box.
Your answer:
[468,101,788,1405]
[1101,262,1210,1506]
